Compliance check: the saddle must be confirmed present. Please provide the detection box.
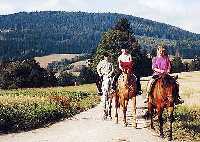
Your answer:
[118,73,136,86]
[149,74,177,96]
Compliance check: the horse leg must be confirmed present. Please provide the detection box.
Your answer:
[131,96,137,128]
[108,95,112,120]
[168,107,174,141]
[148,102,154,129]
[158,110,164,138]
[123,100,128,127]
[103,91,108,120]
[114,95,119,124]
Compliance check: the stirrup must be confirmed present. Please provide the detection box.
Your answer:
[175,99,184,105]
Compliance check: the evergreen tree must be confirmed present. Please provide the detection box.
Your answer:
[91,18,151,77]
[171,57,184,73]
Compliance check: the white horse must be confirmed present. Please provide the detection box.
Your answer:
[101,75,113,120]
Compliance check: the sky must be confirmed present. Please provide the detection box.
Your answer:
[0,0,199,34]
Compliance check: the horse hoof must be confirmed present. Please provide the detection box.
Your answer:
[132,124,137,128]
[151,127,155,130]
[123,123,128,127]
[168,137,172,141]
[108,116,112,120]
[115,119,118,124]
[168,138,172,142]
[103,115,107,120]
[160,134,164,139]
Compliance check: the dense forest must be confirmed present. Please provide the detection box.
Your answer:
[0,11,200,60]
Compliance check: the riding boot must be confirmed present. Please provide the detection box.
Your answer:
[174,83,184,105]
[174,95,184,105]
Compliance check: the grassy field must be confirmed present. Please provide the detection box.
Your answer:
[0,84,100,133]
[141,71,200,141]
[34,53,83,68]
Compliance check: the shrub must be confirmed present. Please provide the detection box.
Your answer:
[57,71,77,86]
[0,89,100,132]
[173,105,200,141]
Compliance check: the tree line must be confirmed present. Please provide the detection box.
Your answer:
[0,11,199,61]
[0,17,200,90]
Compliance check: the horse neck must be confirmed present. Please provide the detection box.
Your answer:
[122,72,129,81]
[154,79,174,98]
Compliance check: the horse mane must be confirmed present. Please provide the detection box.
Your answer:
[161,74,175,88]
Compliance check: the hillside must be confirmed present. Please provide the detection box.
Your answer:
[0,11,200,60]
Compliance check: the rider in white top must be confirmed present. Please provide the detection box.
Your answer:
[97,52,114,92]
[118,49,133,74]
[97,53,114,78]
[97,52,114,115]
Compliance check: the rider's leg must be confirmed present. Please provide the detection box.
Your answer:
[174,81,184,105]
[111,73,120,93]
[136,75,142,95]
[144,77,156,103]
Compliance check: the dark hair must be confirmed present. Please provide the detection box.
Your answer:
[103,52,110,57]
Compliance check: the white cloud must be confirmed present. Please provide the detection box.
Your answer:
[0,0,199,33]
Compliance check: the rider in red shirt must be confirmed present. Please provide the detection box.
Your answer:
[118,49,133,74]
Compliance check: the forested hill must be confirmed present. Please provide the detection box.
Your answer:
[0,11,200,60]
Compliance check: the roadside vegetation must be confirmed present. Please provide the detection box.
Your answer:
[0,84,100,133]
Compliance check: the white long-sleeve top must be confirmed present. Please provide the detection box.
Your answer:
[97,59,114,77]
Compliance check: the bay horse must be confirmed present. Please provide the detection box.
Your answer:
[115,71,137,127]
[147,74,177,141]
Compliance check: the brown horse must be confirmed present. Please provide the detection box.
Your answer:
[115,72,137,127]
[147,74,177,141]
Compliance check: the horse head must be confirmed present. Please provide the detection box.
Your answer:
[160,74,176,89]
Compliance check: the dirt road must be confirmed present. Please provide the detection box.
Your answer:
[0,95,164,142]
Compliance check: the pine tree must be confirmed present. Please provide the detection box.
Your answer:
[90,18,151,77]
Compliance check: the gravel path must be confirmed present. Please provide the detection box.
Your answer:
[0,95,164,142]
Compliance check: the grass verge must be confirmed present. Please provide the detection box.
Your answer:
[0,87,100,133]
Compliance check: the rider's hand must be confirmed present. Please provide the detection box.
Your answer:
[160,69,165,73]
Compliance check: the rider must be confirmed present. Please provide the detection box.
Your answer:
[97,52,114,95]
[111,49,135,92]
[118,48,133,74]
[144,45,184,105]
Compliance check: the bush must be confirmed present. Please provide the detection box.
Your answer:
[79,66,97,84]
[173,105,200,141]
[0,59,57,89]
[171,57,185,73]
[57,72,77,86]
[0,89,100,132]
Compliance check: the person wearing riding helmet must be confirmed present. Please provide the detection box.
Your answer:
[144,45,184,105]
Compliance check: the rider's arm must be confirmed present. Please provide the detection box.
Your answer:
[166,57,171,73]
[118,56,123,71]
[128,54,132,62]
[97,61,103,76]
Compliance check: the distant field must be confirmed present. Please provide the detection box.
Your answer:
[35,54,83,68]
